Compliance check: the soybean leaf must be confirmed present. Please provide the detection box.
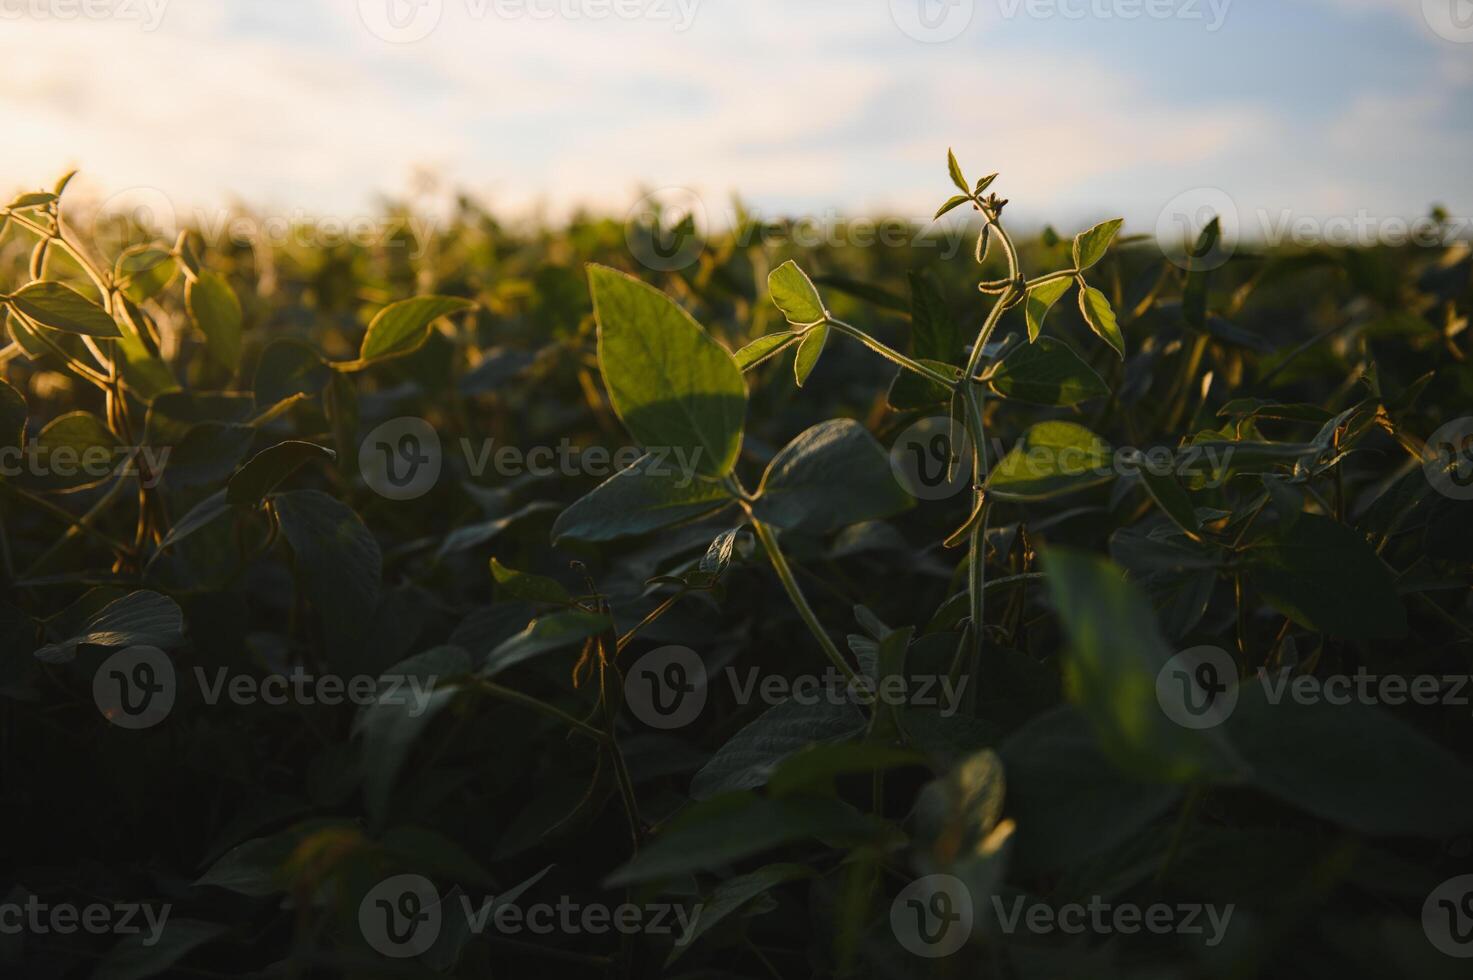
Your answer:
[1073,218,1124,271]
[153,490,232,555]
[734,331,798,371]
[605,792,883,886]
[1244,513,1408,638]
[1043,547,1238,783]
[9,191,56,209]
[254,338,331,407]
[1138,467,1203,536]
[185,271,244,370]
[909,270,965,364]
[1024,277,1073,342]
[274,490,382,670]
[9,281,120,337]
[887,360,955,410]
[793,324,828,387]
[1227,685,1473,837]
[115,246,178,304]
[354,646,471,823]
[934,194,972,221]
[92,920,228,980]
[946,148,968,194]
[768,742,924,799]
[35,590,184,663]
[590,264,746,478]
[23,411,120,493]
[0,378,26,454]
[752,419,913,533]
[768,260,826,325]
[358,295,476,364]
[437,502,558,558]
[985,337,1108,407]
[551,455,734,545]
[691,699,867,798]
[1078,284,1125,358]
[482,610,611,679]
[227,441,335,510]
[987,421,1113,501]
[668,864,813,964]
[491,558,573,605]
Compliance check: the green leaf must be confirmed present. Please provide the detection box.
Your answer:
[733,331,798,370]
[934,195,972,221]
[946,148,968,194]
[1244,513,1408,638]
[691,699,867,799]
[909,270,964,364]
[668,864,813,964]
[116,328,179,402]
[768,260,826,326]
[1072,218,1124,271]
[793,324,828,387]
[483,610,610,679]
[551,454,734,545]
[254,338,331,407]
[0,377,26,455]
[605,792,883,886]
[589,264,747,478]
[987,421,1113,501]
[9,281,120,337]
[986,337,1108,407]
[1138,467,1203,536]
[274,490,382,670]
[1023,277,1073,342]
[185,271,243,370]
[491,558,573,605]
[752,419,913,533]
[354,646,471,822]
[1078,284,1124,358]
[1042,547,1238,783]
[1226,685,1473,837]
[886,360,955,411]
[115,246,178,303]
[35,590,184,663]
[227,441,334,509]
[767,742,924,799]
[9,191,56,209]
[358,295,475,364]
[92,920,227,980]
[24,411,120,493]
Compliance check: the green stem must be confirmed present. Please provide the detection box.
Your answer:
[826,318,958,388]
[468,678,608,742]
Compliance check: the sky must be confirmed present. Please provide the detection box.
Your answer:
[1,0,1470,242]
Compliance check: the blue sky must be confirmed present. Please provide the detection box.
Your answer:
[2,0,1469,240]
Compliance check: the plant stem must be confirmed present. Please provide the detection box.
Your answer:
[746,511,862,688]
[826,317,958,388]
[468,678,608,742]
